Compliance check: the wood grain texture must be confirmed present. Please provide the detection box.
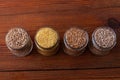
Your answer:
[0,68,120,80]
[0,0,120,79]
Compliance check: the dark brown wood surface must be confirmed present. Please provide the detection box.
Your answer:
[0,0,120,79]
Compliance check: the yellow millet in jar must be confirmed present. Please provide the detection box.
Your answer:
[35,27,58,49]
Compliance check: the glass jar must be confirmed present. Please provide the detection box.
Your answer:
[35,27,60,56]
[63,27,89,56]
[5,27,33,57]
[89,27,117,56]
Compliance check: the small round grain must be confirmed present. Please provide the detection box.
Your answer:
[65,28,88,49]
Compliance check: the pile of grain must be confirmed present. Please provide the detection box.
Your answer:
[94,27,116,48]
[65,28,88,49]
[35,27,58,49]
[6,28,28,49]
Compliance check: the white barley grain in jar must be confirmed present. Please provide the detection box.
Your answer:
[5,27,33,57]
[89,27,116,56]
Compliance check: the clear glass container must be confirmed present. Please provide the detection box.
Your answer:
[35,27,60,56]
[63,27,89,56]
[89,27,117,56]
[5,27,33,57]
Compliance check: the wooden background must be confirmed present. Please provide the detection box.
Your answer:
[0,0,120,80]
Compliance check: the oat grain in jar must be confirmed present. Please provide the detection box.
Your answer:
[5,27,33,57]
[89,27,117,56]
[35,27,60,56]
[63,27,89,56]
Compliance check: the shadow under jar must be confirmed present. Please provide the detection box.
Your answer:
[89,27,117,56]
[35,27,60,56]
[5,27,33,57]
[63,27,89,56]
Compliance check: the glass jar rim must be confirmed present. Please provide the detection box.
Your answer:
[64,27,89,51]
[92,26,117,51]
